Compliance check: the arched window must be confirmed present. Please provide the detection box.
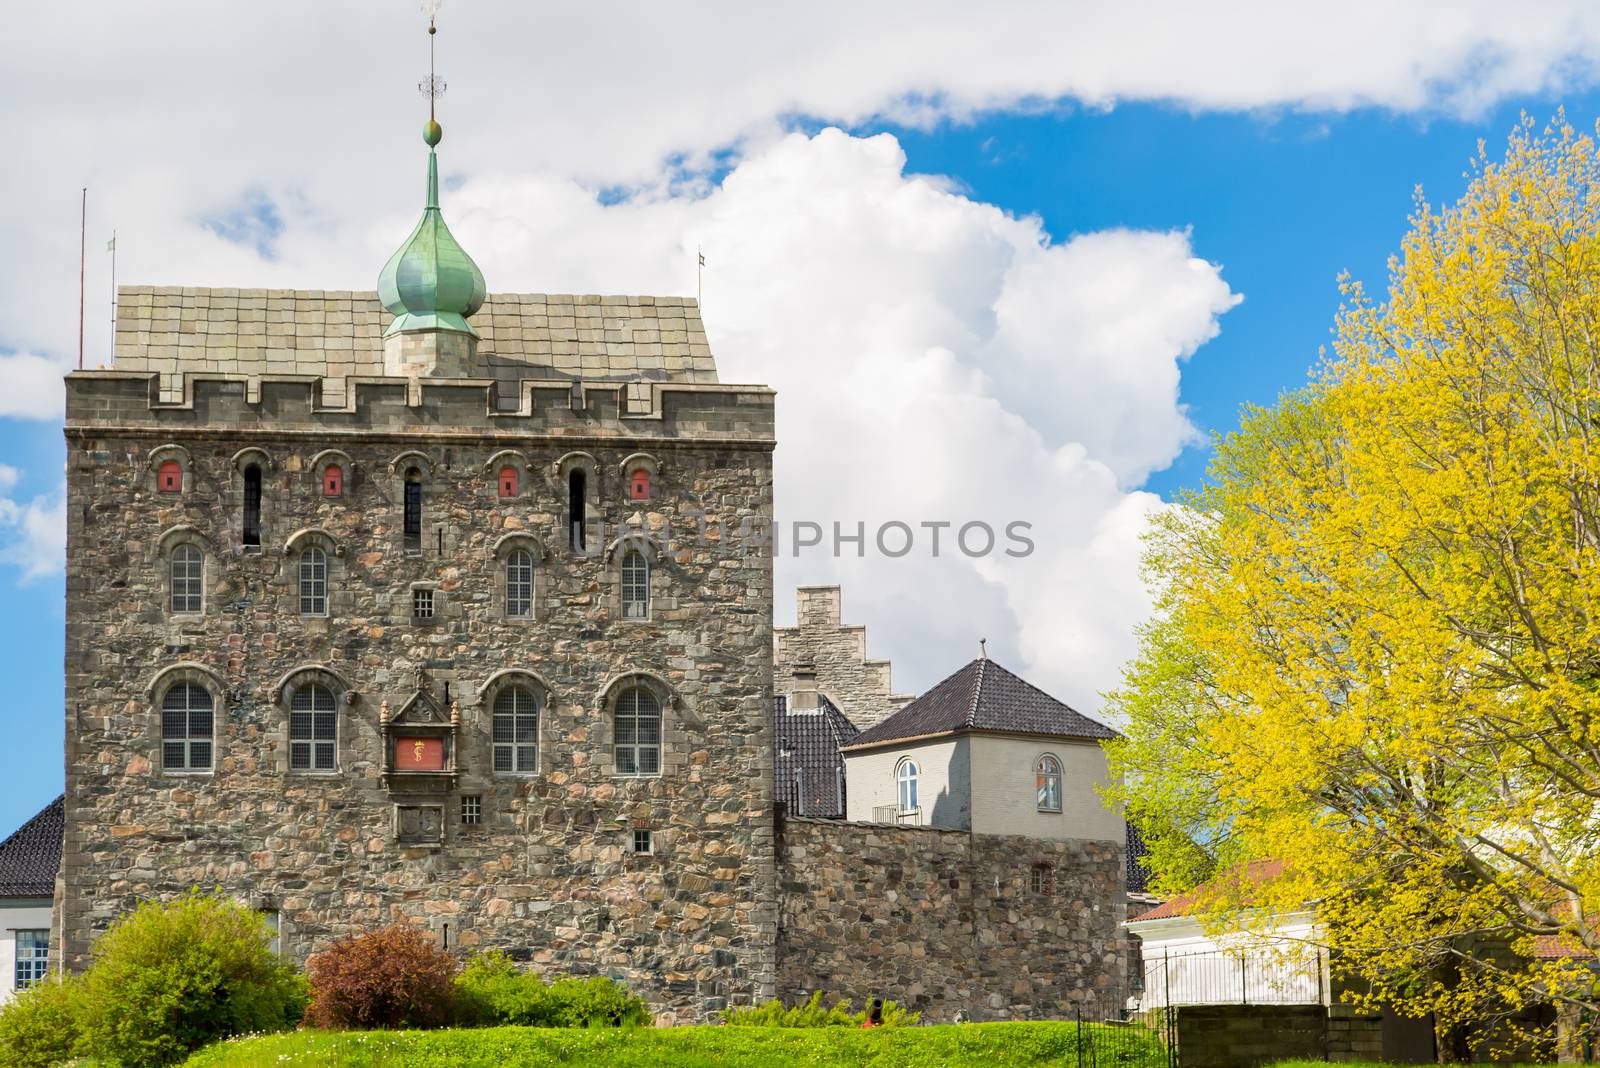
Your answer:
[506,549,534,619]
[498,466,519,499]
[299,547,328,617]
[492,686,539,773]
[896,758,920,814]
[403,468,422,553]
[157,460,182,494]
[242,465,262,548]
[629,468,650,501]
[1036,754,1063,813]
[289,683,337,771]
[568,468,587,550]
[621,549,649,619]
[614,686,661,776]
[162,683,214,771]
[170,544,204,615]
[322,464,343,497]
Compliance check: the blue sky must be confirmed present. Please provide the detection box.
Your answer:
[6,2,1600,835]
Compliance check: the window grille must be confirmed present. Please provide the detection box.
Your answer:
[299,547,327,616]
[1036,754,1063,813]
[289,683,337,771]
[170,544,204,615]
[412,588,434,620]
[461,795,482,825]
[491,686,538,773]
[506,549,533,618]
[621,549,649,619]
[242,465,262,548]
[14,930,48,990]
[614,686,662,776]
[403,470,422,553]
[632,829,653,854]
[161,682,214,771]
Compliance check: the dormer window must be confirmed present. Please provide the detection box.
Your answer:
[323,464,343,497]
[629,469,650,501]
[158,460,182,494]
[498,466,519,499]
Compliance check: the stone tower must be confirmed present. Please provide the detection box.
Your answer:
[56,18,776,1023]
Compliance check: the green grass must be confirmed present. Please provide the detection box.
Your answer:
[181,1021,1166,1067]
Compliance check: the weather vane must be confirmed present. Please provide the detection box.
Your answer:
[418,0,446,143]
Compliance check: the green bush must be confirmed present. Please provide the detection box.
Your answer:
[305,924,458,1030]
[0,975,87,1068]
[66,890,307,1067]
[723,990,920,1027]
[454,951,652,1028]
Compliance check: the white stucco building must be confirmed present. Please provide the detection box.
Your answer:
[0,796,61,1003]
[839,651,1125,847]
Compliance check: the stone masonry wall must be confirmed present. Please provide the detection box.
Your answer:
[775,814,1125,1021]
[773,586,912,729]
[1173,1005,1328,1068]
[60,371,775,1023]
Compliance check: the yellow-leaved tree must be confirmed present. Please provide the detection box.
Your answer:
[1108,116,1600,1057]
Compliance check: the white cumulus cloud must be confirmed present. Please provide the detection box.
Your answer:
[0,480,66,584]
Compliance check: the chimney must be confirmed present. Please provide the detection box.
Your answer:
[791,658,819,712]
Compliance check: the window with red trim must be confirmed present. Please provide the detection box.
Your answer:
[629,469,650,501]
[498,466,518,498]
[158,460,182,494]
[323,465,343,497]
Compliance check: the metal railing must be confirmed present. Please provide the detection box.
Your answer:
[1138,947,1327,1009]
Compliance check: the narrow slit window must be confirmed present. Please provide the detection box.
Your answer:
[299,547,328,617]
[492,686,539,773]
[614,686,661,776]
[289,683,338,771]
[242,465,262,547]
[161,682,214,771]
[621,549,649,620]
[506,549,534,619]
[322,464,343,497]
[568,468,587,550]
[170,544,204,615]
[403,469,422,553]
[158,460,182,494]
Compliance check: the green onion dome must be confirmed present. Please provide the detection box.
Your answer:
[377,136,486,340]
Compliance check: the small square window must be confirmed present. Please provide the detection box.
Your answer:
[461,795,482,825]
[412,589,435,620]
[1031,865,1054,896]
[632,829,653,855]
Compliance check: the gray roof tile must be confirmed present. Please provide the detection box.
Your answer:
[0,796,63,898]
[774,695,861,818]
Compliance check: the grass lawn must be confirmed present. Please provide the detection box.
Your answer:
[182,1021,1166,1067]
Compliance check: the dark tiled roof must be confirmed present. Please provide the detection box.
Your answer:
[774,695,861,818]
[845,656,1117,749]
[1126,822,1152,896]
[0,796,63,898]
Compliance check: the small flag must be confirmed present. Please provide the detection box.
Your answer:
[698,251,706,267]
[106,236,115,252]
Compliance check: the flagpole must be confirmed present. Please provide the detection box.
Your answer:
[109,231,117,332]
[78,189,86,371]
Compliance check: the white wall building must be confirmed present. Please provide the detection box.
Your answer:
[0,796,61,1003]
[840,651,1124,847]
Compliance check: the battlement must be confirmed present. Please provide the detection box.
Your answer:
[110,286,719,407]
[64,370,774,447]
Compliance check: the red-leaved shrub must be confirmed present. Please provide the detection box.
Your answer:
[304,924,458,1029]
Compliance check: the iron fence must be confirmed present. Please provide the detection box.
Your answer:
[1073,994,1176,1068]
[1139,947,1328,1009]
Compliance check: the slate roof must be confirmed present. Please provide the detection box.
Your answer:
[844,656,1117,750]
[1126,822,1153,897]
[0,795,63,898]
[112,287,719,406]
[774,695,861,818]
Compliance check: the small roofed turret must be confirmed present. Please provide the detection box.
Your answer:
[377,15,485,377]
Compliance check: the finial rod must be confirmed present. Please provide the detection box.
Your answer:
[979,638,988,659]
